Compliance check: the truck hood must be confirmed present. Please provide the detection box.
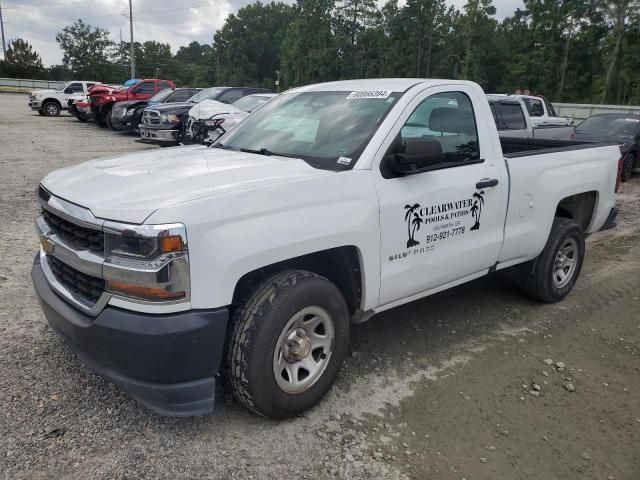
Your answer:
[189,100,243,120]
[41,146,330,224]
[32,89,58,95]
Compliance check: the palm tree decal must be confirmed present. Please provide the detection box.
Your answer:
[404,203,421,247]
[470,190,485,231]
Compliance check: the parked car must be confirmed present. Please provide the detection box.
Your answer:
[28,81,99,116]
[90,78,176,128]
[573,113,640,181]
[511,94,573,126]
[183,93,277,145]
[110,88,202,132]
[487,95,574,140]
[32,79,621,419]
[68,84,122,122]
[139,86,271,146]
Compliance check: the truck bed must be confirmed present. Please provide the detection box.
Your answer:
[501,137,619,158]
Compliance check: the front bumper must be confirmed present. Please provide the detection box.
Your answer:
[29,99,43,110]
[111,114,137,131]
[139,125,179,144]
[32,255,228,416]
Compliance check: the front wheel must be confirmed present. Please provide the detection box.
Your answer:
[42,101,60,116]
[519,217,585,302]
[227,270,350,419]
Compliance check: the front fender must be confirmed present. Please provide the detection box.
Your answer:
[145,171,381,311]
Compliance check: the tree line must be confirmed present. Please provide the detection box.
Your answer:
[0,0,638,104]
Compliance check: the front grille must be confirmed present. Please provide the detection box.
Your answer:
[143,110,161,126]
[47,255,105,304]
[42,209,104,253]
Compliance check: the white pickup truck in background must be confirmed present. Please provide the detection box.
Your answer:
[28,81,98,117]
[32,79,621,420]
[509,93,573,126]
[487,95,574,140]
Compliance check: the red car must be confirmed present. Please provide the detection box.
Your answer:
[90,79,176,128]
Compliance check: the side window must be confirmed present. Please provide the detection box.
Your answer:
[525,98,544,117]
[494,102,526,130]
[169,90,195,102]
[68,82,83,93]
[86,83,96,89]
[399,91,479,164]
[159,81,172,90]
[217,89,244,104]
[133,82,156,94]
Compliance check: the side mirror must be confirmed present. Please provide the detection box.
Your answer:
[386,138,444,175]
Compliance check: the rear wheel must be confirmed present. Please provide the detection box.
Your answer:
[621,152,635,182]
[227,270,350,419]
[519,217,585,302]
[43,101,60,117]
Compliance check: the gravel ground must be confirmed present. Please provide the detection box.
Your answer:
[0,93,639,480]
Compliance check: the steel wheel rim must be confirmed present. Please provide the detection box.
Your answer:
[552,237,578,289]
[273,306,335,394]
[46,104,58,115]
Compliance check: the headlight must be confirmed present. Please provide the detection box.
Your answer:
[103,222,190,303]
[126,108,137,116]
[34,94,42,100]
[203,118,225,127]
[104,223,186,260]
[161,114,180,124]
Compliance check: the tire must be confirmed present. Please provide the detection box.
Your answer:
[105,109,114,130]
[519,217,585,303]
[227,270,350,419]
[37,110,45,116]
[621,152,635,182]
[42,101,61,117]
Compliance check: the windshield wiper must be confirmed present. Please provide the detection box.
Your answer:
[240,147,274,156]
[211,142,235,150]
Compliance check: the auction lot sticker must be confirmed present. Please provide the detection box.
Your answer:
[346,90,392,100]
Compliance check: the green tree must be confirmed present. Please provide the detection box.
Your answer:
[214,1,295,87]
[0,38,44,78]
[55,19,115,79]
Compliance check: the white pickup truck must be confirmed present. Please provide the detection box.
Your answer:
[28,80,98,116]
[32,79,621,419]
[487,95,574,140]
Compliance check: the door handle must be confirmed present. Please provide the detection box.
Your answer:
[476,178,499,189]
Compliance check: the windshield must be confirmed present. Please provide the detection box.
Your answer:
[148,89,174,103]
[232,95,272,113]
[217,90,401,170]
[188,87,224,103]
[577,116,640,135]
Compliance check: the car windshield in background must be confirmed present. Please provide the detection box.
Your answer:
[577,115,640,135]
[188,88,224,103]
[217,91,401,170]
[232,95,272,113]
[148,89,174,103]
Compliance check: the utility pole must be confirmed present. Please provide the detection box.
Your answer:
[0,1,7,60]
[129,0,135,79]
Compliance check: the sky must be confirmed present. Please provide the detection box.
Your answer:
[0,0,524,67]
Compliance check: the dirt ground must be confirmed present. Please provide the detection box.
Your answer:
[0,92,638,480]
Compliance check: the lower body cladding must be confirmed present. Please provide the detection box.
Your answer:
[139,125,179,145]
[31,256,228,416]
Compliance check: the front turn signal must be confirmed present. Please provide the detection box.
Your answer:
[107,280,185,301]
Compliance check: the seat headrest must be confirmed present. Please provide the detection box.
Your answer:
[429,107,474,134]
